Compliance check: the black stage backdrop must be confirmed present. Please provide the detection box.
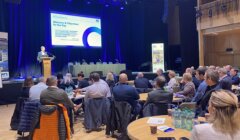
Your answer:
[0,0,167,77]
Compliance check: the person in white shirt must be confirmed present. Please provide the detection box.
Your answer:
[29,77,48,100]
[80,73,110,99]
[191,90,240,140]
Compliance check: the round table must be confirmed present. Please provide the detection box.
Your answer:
[139,93,183,103]
[127,115,205,140]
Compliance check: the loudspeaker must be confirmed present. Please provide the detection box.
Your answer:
[4,0,21,4]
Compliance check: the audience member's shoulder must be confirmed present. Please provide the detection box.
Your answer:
[194,123,212,133]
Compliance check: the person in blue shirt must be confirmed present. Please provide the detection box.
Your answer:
[230,67,240,85]
[192,67,207,102]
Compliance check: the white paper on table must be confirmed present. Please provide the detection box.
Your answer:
[147,117,165,125]
[158,125,170,131]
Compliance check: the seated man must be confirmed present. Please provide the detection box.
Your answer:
[197,69,221,116]
[145,76,173,106]
[40,76,75,109]
[77,72,89,89]
[29,77,48,101]
[192,67,207,102]
[218,68,232,91]
[134,72,152,92]
[230,67,240,85]
[112,73,141,115]
[80,73,109,99]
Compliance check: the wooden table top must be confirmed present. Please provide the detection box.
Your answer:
[139,93,183,103]
[127,115,205,140]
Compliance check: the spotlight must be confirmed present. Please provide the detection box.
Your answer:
[87,1,91,4]
[105,4,109,7]
[120,6,124,10]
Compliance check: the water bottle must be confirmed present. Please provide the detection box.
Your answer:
[175,109,182,128]
[181,110,187,129]
[186,111,195,131]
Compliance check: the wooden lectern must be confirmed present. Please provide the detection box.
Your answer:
[41,57,52,78]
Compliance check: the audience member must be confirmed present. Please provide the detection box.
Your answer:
[40,76,75,108]
[112,73,141,115]
[154,68,165,81]
[134,72,152,89]
[167,70,178,91]
[77,72,89,89]
[145,76,173,106]
[21,76,34,98]
[191,90,240,140]
[192,67,207,102]
[225,65,232,76]
[218,68,232,91]
[185,67,200,90]
[105,72,115,88]
[29,77,47,100]
[175,73,195,102]
[57,73,65,89]
[197,69,221,116]
[81,73,109,99]
[230,68,240,85]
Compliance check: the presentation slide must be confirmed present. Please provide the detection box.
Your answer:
[50,12,102,47]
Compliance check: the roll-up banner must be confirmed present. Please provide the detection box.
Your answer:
[152,43,165,73]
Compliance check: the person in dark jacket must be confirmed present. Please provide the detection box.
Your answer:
[113,73,141,115]
[230,67,240,85]
[105,72,115,88]
[77,72,89,89]
[134,72,152,89]
[218,68,232,91]
[197,69,221,116]
[21,76,34,98]
[145,76,173,106]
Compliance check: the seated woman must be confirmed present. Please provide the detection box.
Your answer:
[191,90,240,140]
[167,70,178,92]
[105,72,115,88]
[175,73,195,102]
[21,76,34,98]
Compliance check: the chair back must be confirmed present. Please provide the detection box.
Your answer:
[179,102,196,111]
[32,104,70,140]
[84,98,110,130]
[143,102,168,117]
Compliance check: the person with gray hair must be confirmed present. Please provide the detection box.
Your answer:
[29,77,48,100]
[218,68,232,91]
[134,72,152,92]
[40,76,74,108]
[197,69,221,116]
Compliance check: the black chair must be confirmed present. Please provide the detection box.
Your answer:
[143,102,168,117]
[106,100,132,140]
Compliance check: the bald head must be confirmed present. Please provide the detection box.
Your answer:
[137,72,144,78]
[119,73,128,83]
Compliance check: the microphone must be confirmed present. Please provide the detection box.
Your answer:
[115,59,119,63]
[99,59,102,63]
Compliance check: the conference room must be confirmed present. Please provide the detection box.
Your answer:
[1,0,240,140]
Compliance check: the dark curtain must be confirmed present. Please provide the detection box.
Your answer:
[0,0,168,77]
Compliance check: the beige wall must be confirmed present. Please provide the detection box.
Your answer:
[204,30,240,67]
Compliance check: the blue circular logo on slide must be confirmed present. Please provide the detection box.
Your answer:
[82,27,101,48]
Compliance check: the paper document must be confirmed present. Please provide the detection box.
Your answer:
[147,117,165,125]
